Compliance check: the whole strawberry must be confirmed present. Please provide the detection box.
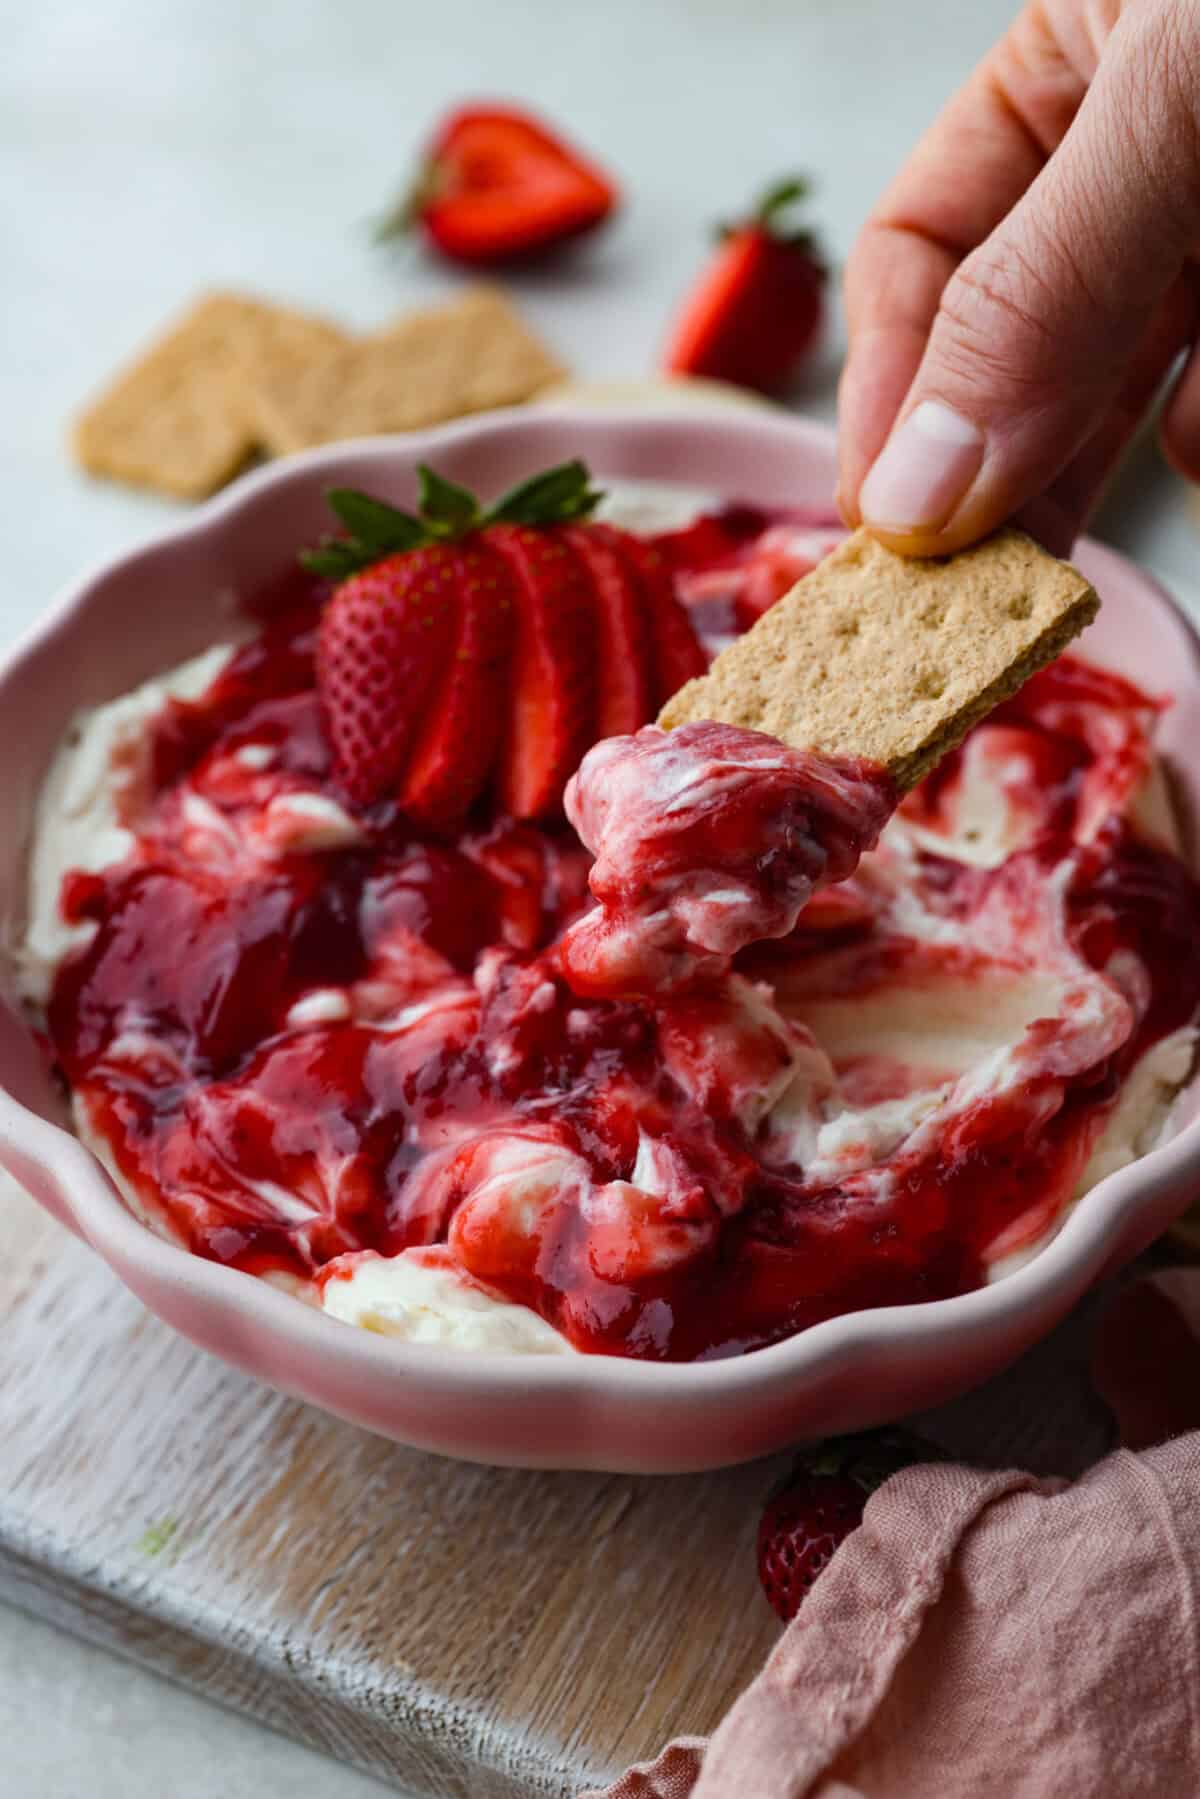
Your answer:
[663,175,827,395]
[756,1428,932,1622]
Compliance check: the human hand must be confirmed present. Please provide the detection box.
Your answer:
[838,0,1200,556]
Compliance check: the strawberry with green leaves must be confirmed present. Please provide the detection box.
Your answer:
[302,460,706,824]
[663,176,827,396]
[307,495,492,815]
[757,1429,933,1621]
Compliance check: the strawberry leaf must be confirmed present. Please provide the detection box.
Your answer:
[756,174,810,224]
[417,465,481,534]
[300,460,605,581]
[485,459,604,526]
[300,488,430,577]
[301,541,378,580]
[328,488,427,549]
[772,1428,938,1505]
[715,173,826,269]
[372,162,438,245]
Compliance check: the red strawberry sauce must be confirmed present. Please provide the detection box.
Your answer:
[560,722,896,995]
[43,512,1200,1359]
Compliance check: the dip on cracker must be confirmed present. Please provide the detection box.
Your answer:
[564,527,1097,993]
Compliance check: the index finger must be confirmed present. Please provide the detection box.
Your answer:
[838,5,1095,519]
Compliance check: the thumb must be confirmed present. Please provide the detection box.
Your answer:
[857,4,1199,555]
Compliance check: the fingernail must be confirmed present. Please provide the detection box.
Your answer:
[859,400,984,532]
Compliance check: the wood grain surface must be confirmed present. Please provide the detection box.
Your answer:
[0,1172,1115,1797]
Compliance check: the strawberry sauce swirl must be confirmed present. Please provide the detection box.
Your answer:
[40,512,1200,1359]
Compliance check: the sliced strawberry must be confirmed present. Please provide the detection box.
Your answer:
[561,522,654,738]
[305,462,609,823]
[486,524,597,818]
[316,545,458,809]
[619,535,708,710]
[398,542,515,826]
[383,105,618,266]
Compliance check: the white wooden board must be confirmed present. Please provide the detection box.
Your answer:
[0,1173,1114,1795]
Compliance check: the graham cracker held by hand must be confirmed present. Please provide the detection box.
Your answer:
[246,287,567,456]
[658,526,1099,791]
[72,294,347,499]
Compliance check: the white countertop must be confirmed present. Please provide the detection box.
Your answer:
[3,0,1196,1793]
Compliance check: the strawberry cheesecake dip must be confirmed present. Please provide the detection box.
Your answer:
[18,464,1200,1360]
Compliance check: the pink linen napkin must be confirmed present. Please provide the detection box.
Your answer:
[584,1271,1200,1799]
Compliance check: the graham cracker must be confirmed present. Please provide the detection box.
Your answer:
[245,287,567,456]
[658,526,1099,791]
[72,293,347,499]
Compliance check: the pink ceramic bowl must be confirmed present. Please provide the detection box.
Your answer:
[2,409,1199,1473]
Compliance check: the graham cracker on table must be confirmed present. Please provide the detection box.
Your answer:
[245,286,567,455]
[72,293,348,499]
[659,526,1098,791]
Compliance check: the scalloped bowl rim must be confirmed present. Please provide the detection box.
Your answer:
[0,406,1197,1450]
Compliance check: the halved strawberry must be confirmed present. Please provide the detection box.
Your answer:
[398,543,515,825]
[561,522,653,738]
[315,542,458,809]
[379,104,618,266]
[620,536,708,709]
[487,524,597,819]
